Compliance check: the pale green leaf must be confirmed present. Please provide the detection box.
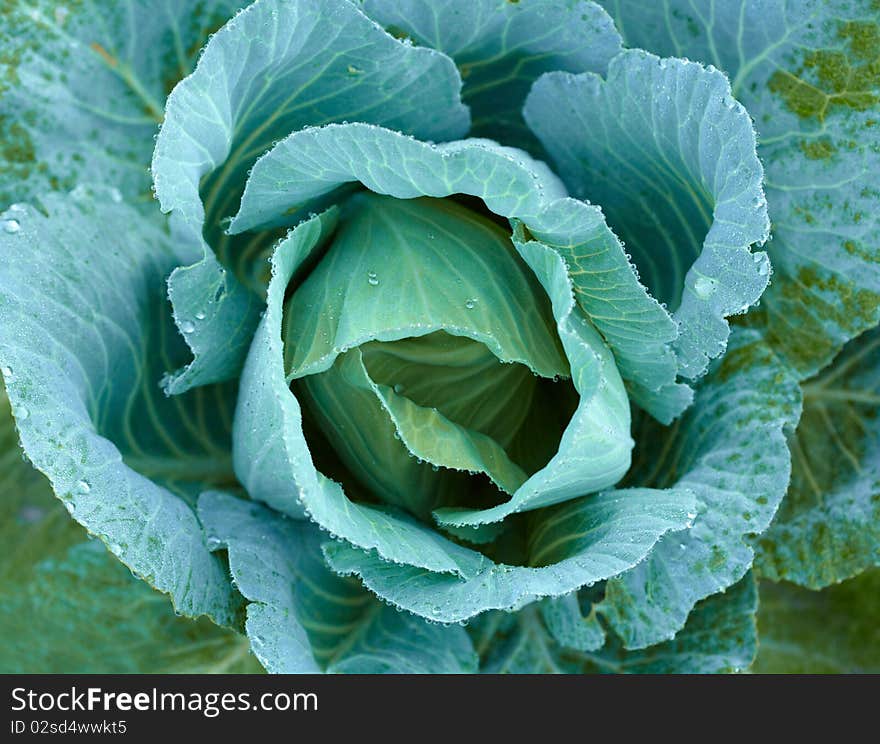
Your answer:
[435,232,633,526]
[284,194,567,380]
[539,593,606,653]
[233,210,488,576]
[296,345,531,517]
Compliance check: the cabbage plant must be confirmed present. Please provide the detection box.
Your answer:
[0,0,878,674]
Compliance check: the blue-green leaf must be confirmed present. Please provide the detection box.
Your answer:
[359,0,622,149]
[539,592,606,653]
[473,573,757,673]
[595,329,801,648]
[0,190,241,625]
[756,327,880,587]
[198,491,477,673]
[593,573,758,674]
[599,0,880,378]
[326,606,478,674]
[323,486,697,623]
[524,49,771,382]
[151,0,470,395]
[0,0,246,207]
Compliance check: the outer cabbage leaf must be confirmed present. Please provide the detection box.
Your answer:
[198,491,478,674]
[752,570,880,673]
[472,573,757,673]
[756,327,880,587]
[358,0,622,149]
[1,543,259,674]
[323,485,696,624]
[594,329,801,648]
[524,49,771,382]
[0,384,258,674]
[0,0,246,206]
[232,121,689,422]
[151,0,470,395]
[599,0,880,377]
[599,0,880,590]
[0,191,241,625]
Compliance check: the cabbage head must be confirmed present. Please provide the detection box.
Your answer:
[1,0,878,673]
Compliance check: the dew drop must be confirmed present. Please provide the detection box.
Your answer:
[195,310,206,320]
[206,536,222,550]
[693,276,716,299]
[75,480,91,494]
[393,383,405,394]
[16,405,29,420]
[2,218,21,234]
[180,320,196,333]
[367,271,379,286]
[464,298,477,310]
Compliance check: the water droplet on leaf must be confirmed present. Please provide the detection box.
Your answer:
[693,276,716,299]
[180,320,196,333]
[2,219,20,234]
